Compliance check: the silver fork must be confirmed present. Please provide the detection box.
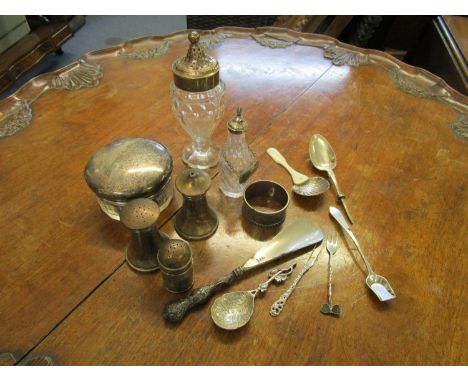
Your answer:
[320,232,341,316]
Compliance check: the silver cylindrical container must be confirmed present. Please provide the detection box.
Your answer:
[158,239,193,293]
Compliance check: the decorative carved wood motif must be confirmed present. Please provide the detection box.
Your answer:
[322,44,370,67]
[389,67,451,101]
[118,41,171,60]
[199,32,232,49]
[50,59,103,90]
[0,100,32,138]
[389,67,467,140]
[450,112,468,140]
[1,27,467,140]
[250,33,299,48]
[0,352,17,366]
[0,59,101,137]
[19,355,55,366]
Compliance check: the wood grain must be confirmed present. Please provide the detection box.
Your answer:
[0,27,467,365]
[0,29,331,358]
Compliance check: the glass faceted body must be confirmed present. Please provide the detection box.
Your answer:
[219,130,257,198]
[171,81,225,169]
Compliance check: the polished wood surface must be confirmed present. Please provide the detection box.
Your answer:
[0,27,467,365]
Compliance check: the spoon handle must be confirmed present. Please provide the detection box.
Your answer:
[328,170,353,224]
[269,266,309,316]
[267,148,309,185]
[250,264,296,297]
[339,198,354,225]
[162,267,245,323]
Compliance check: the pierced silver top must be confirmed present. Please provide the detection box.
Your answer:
[158,239,192,272]
[175,168,211,197]
[120,198,160,230]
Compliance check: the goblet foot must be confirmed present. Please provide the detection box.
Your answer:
[182,143,219,169]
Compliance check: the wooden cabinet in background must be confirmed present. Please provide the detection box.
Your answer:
[0,16,84,95]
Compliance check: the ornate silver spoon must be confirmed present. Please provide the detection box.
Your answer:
[211,264,296,330]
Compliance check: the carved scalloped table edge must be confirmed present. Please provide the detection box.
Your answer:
[249,29,468,141]
[18,354,55,366]
[0,352,55,366]
[1,27,467,141]
[0,58,102,138]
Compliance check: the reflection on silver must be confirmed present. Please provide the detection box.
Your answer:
[127,166,165,174]
[244,218,323,269]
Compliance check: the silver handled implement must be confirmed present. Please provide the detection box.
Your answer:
[163,218,324,322]
[270,243,322,316]
[309,134,353,223]
[329,206,395,302]
[267,147,329,197]
[320,232,341,316]
[212,264,296,330]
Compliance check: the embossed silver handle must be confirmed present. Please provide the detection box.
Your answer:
[250,264,296,298]
[270,266,309,317]
[163,267,245,323]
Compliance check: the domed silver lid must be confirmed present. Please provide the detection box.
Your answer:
[84,137,173,202]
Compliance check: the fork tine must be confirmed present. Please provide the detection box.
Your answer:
[326,231,338,254]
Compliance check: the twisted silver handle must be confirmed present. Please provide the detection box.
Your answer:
[327,251,333,306]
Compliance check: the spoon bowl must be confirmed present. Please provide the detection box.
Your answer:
[267,147,329,197]
[292,176,330,196]
[211,291,254,330]
[210,265,296,330]
[309,134,337,172]
[310,135,353,223]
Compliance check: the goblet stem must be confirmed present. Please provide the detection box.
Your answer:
[194,137,210,154]
[182,137,219,169]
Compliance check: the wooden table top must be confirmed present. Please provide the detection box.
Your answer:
[0,27,467,366]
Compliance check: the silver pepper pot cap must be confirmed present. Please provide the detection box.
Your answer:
[227,107,248,134]
[175,168,211,197]
[120,198,160,230]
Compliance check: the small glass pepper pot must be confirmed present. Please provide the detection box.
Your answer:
[171,31,226,170]
[219,108,258,198]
